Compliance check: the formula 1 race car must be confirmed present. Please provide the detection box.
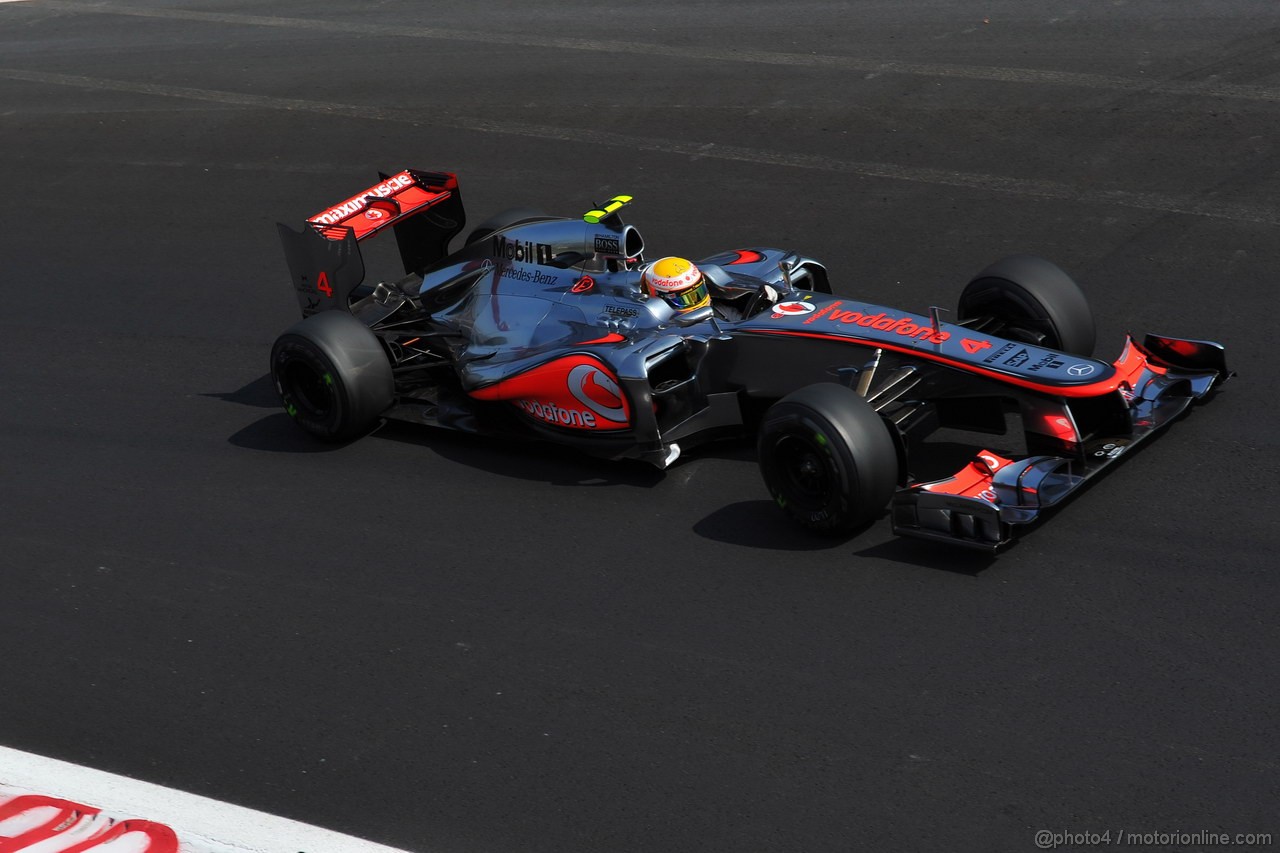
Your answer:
[270,169,1231,550]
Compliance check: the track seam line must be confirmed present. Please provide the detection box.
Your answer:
[1,67,1276,226]
[21,0,1280,104]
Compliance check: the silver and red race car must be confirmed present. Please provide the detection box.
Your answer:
[271,169,1230,550]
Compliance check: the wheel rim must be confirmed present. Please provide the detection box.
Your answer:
[1001,315,1055,348]
[282,358,334,419]
[965,290,1059,348]
[773,433,833,510]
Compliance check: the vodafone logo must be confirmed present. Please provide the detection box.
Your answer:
[518,399,597,428]
[803,300,950,344]
[568,364,628,423]
[365,207,387,220]
[470,354,631,432]
[772,301,816,317]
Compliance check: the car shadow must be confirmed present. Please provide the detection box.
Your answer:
[202,373,281,409]
[214,376,1016,565]
[374,419,668,488]
[693,502,1002,572]
[215,373,390,454]
[227,412,341,453]
[222,403,668,487]
[852,537,1002,575]
[693,500,854,552]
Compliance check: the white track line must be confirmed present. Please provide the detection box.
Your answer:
[0,66,1276,227]
[0,746,418,853]
[24,0,1280,104]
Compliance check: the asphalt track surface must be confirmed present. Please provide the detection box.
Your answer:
[2,2,1278,851]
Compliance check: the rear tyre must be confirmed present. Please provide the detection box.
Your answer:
[270,311,394,442]
[757,383,899,534]
[465,207,551,246]
[959,254,1095,356]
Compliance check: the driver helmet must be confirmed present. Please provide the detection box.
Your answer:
[643,257,710,312]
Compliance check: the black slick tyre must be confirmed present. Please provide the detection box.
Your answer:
[959,254,1096,356]
[270,311,394,442]
[757,383,899,534]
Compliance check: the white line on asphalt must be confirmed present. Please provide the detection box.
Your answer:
[0,66,1276,226]
[0,745,419,853]
[24,0,1280,104]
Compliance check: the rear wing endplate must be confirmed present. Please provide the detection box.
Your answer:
[278,169,465,317]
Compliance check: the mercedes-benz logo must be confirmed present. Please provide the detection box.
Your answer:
[1067,363,1095,376]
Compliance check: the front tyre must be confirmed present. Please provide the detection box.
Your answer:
[757,383,899,534]
[959,254,1095,356]
[270,311,394,442]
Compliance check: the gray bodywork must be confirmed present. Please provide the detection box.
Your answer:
[276,170,1229,549]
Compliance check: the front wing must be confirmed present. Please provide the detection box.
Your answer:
[890,333,1230,550]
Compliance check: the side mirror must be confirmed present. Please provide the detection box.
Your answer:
[672,306,714,327]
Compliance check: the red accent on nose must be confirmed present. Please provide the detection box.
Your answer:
[1043,415,1078,441]
[574,333,626,345]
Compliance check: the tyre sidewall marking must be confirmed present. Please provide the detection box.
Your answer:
[760,408,856,527]
[273,338,347,436]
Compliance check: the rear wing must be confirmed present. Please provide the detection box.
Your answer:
[277,169,465,317]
